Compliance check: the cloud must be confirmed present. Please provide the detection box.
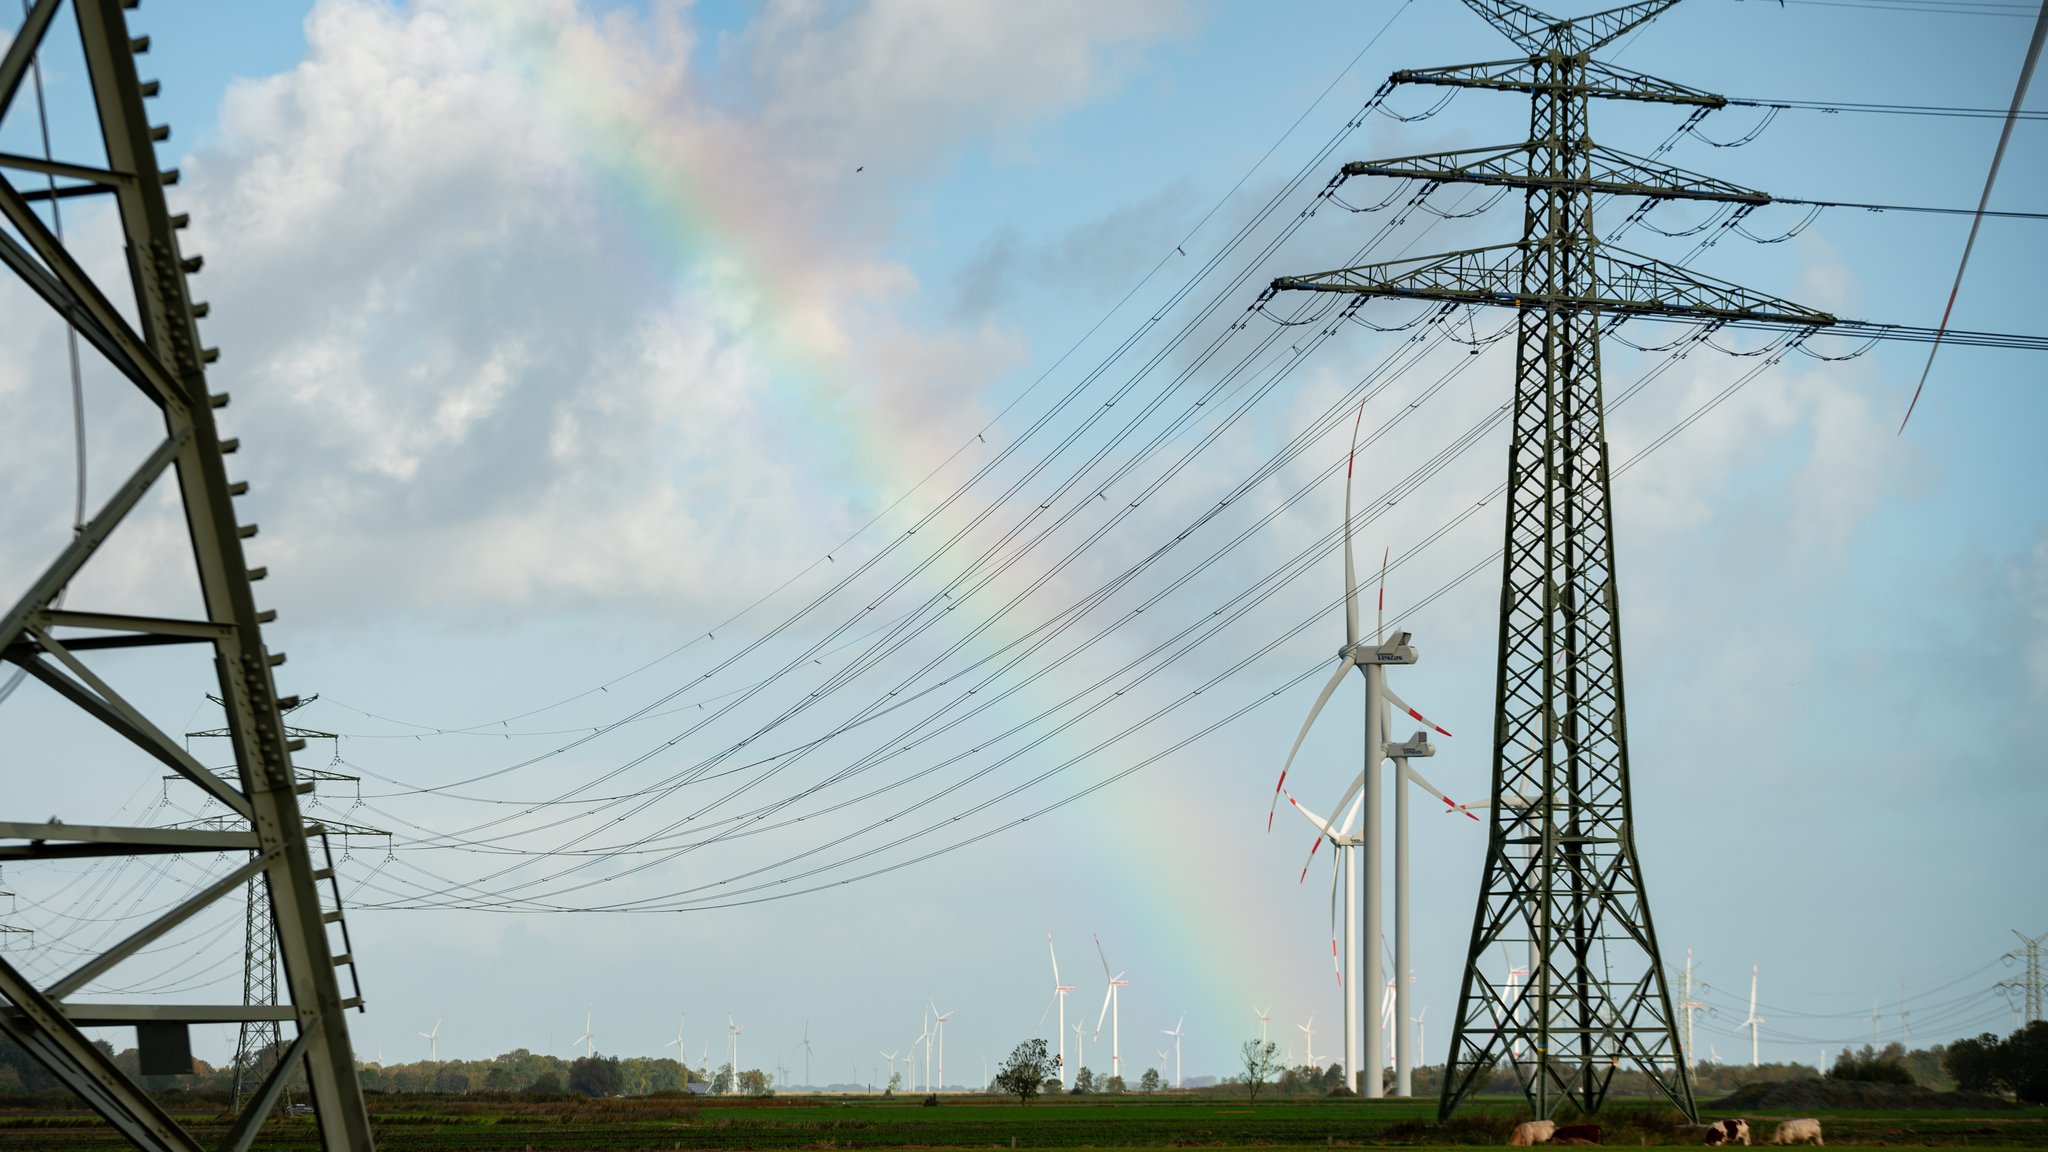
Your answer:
[162,0,1185,622]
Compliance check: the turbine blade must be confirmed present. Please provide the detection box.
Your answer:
[1297,833,1325,884]
[1096,986,1114,1036]
[1378,545,1388,644]
[1380,684,1451,737]
[1094,933,1112,981]
[1047,931,1060,986]
[1269,656,1357,830]
[1343,402,1367,648]
[1401,760,1479,820]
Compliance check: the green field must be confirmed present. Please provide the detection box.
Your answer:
[2,1094,2046,1151]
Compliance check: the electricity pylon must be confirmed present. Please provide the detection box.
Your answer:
[182,697,388,1116]
[0,3,375,1150]
[1998,930,2047,1025]
[1269,0,1834,1121]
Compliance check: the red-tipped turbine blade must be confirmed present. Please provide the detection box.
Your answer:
[1382,685,1451,737]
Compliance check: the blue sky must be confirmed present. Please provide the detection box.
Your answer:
[1,0,2043,1089]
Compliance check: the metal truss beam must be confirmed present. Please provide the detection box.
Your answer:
[1273,244,1835,327]
[0,3,375,1149]
[1343,142,1767,205]
[1393,58,1725,107]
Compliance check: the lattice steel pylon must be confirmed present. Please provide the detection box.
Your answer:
[1269,0,1834,1120]
[0,3,375,1150]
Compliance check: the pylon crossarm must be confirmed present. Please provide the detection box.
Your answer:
[1462,0,1686,53]
[1393,58,1724,108]
[1343,142,1766,205]
[0,822,259,859]
[1273,244,1835,327]
[46,851,277,1000]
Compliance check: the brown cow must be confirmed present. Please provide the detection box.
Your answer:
[1508,1120,1556,1146]
[1551,1124,1603,1145]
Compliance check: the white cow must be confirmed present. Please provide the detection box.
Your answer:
[1770,1118,1823,1146]
[1509,1120,1557,1146]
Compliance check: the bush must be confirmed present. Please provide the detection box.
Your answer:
[1830,1044,1915,1085]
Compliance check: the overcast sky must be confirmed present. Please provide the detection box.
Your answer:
[1,0,2043,1088]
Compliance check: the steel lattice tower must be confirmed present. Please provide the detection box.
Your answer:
[0,2,376,1149]
[1998,930,2047,1025]
[1271,0,1833,1119]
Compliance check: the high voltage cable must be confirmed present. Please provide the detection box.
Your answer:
[335,116,1949,906]
[303,3,1421,746]
[347,316,1761,911]
[1728,96,2048,120]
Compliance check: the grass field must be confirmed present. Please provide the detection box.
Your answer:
[2,1093,2046,1151]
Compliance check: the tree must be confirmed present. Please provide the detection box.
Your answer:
[1105,1074,1126,1094]
[1140,1068,1160,1093]
[2005,1021,2048,1104]
[1240,1039,1279,1104]
[432,1064,471,1094]
[1071,1066,1095,1094]
[886,1069,901,1095]
[995,1039,1058,1104]
[527,1069,562,1094]
[568,1054,622,1097]
[737,1068,772,1096]
[712,1062,735,1095]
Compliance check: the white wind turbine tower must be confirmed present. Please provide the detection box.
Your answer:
[1412,1004,1428,1070]
[1252,1004,1271,1047]
[570,1005,595,1058]
[664,1012,687,1084]
[930,1001,957,1091]
[1093,934,1129,1083]
[1162,1013,1185,1089]
[728,1013,744,1088]
[416,1017,442,1063]
[1071,1022,1087,1082]
[879,1050,898,1093]
[1744,966,1765,1067]
[1268,403,1458,1100]
[917,1015,932,1093]
[1296,1015,1317,1071]
[1043,933,1075,1088]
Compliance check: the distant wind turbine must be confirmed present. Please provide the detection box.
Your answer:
[1042,933,1075,1088]
[416,1017,442,1063]
[1093,934,1129,1081]
[663,1011,687,1084]
[1162,1013,1185,1088]
[569,1005,595,1058]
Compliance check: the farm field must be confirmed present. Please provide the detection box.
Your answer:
[0,1095,2045,1151]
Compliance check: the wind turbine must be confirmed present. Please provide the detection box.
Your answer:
[663,1011,688,1085]
[1413,1004,1428,1070]
[1093,934,1129,1082]
[1252,1004,1271,1047]
[1296,1015,1317,1071]
[1267,402,1457,1099]
[570,1005,595,1058]
[1744,966,1765,1067]
[1162,1013,1184,1089]
[801,1019,814,1089]
[1042,933,1075,1088]
[416,1017,442,1063]
[879,1050,899,1093]
[1071,1021,1088,1083]
[930,1001,957,1091]
[728,1013,744,1090]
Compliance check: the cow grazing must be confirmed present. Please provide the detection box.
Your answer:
[1770,1119,1823,1146]
[1551,1123,1603,1145]
[1508,1120,1556,1146]
[1704,1119,1753,1146]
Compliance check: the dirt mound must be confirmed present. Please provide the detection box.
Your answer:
[1710,1079,2016,1112]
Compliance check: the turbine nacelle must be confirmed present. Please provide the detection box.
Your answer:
[1387,730,1435,759]
[1340,631,1418,666]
